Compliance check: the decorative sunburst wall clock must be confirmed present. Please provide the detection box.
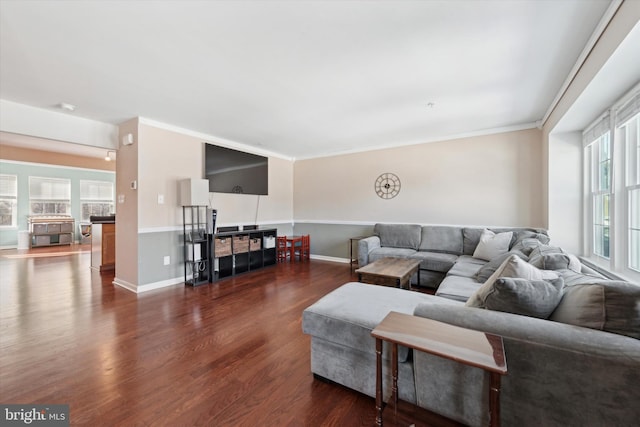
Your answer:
[374,173,401,199]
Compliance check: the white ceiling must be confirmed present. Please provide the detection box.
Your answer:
[0,0,616,159]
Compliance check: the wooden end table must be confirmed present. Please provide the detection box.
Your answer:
[349,236,368,271]
[371,311,507,427]
[355,257,421,290]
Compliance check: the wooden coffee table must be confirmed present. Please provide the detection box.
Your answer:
[371,311,508,427]
[355,257,421,290]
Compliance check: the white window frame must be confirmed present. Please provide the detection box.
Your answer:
[29,176,71,216]
[79,180,114,222]
[0,174,18,228]
[583,84,640,283]
[620,113,640,274]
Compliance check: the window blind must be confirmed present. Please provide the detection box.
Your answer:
[0,175,17,198]
[80,180,113,200]
[616,89,640,128]
[583,111,611,145]
[29,177,70,200]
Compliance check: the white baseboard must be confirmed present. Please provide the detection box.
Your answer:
[310,254,349,264]
[113,276,183,293]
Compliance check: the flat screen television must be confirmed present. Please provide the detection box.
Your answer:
[204,143,268,195]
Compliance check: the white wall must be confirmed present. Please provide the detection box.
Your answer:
[294,128,544,228]
[547,132,583,254]
[0,99,118,149]
[543,1,640,255]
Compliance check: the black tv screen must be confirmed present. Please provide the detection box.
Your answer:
[204,143,268,195]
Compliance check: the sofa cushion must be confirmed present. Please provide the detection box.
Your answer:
[374,223,422,250]
[474,249,529,283]
[369,247,417,263]
[301,282,438,362]
[447,255,485,278]
[435,276,483,302]
[550,281,640,339]
[419,226,463,254]
[462,228,485,255]
[529,245,581,273]
[472,229,513,261]
[558,268,608,286]
[483,276,565,319]
[466,255,559,308]
[409,251,458,273]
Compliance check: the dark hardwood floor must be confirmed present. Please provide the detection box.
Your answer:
[0,245,455,426]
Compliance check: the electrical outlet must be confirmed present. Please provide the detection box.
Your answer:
[163,256,170,266]
[157,194,164,204]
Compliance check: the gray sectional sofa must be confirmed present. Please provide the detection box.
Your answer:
[303,223,640,426]
[358,223,553,292]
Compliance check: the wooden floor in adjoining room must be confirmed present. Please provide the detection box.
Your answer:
[0,245,457,427]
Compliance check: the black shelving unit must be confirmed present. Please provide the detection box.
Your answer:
[182,206,211,286]
[212,228,277,281]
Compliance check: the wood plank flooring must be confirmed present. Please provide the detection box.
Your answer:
[0,245,455,426]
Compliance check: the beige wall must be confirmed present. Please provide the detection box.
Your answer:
[114,118,139,288]
[136,124,294,229]
[114,121,294,291]
[294,128,544,227]
[0,143,116,171]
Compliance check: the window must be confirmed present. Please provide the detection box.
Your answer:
[29,177,71,215]
[591,132,611,258]
[80,180,114,222]
[620,113,640,272]
[0,174,18,227]
[584,86,640,280]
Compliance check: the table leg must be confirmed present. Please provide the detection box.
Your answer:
[489,372,501,427]
[375,338,383,426]
[350,238,355,270]
[392,343,398,415]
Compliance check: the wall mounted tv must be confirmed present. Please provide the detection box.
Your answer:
[204,143,268,195]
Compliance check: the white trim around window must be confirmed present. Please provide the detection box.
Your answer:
[0,174,18,228]
[583,83,640,283]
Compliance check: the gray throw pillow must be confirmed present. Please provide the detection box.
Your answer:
[483,277,565,319]
[472,229,513,261]
[550,281,640,339]
[466,255,558,308]
[511,230,550,247]
[474,249,529,283]
[510,237,544,256]
[529,245,581,273]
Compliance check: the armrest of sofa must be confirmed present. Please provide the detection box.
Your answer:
[412,302,640,427]
[358,235,380,267]
[413,302,640,357]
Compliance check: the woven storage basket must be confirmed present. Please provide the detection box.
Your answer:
[233,235,250,253]
[214,237,232,257]
[249,237,262,251]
